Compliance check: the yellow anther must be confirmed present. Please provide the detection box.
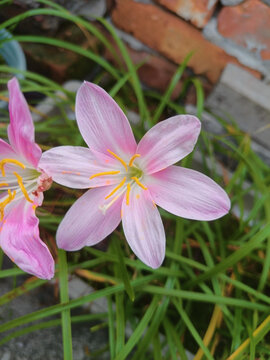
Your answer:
[13,172,33,203]
[0,183,9,187]
[89,170,120,180]
[126,183,131,205]
[107,149,128,172]
[131,177,147,190]
[0,158,25,177]
[129,154,141,167]
[0,189,16,221]
[105,177,127,200]
[8,189,15,199]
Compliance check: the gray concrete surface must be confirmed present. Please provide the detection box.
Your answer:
[0,276,109,360]
[206,64,270,152]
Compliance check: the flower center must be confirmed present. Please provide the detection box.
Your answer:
[128,164,143,180]
[0,158,41,221]
[89,149,148,212]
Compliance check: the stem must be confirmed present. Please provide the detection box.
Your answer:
[58,249,73,360]
[227,315,270,360]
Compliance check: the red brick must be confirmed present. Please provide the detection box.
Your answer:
[23,24,99,83]
[112,0,260,83]
[218,0,270,60]
[105,46,182,96]
[155,0,218,28]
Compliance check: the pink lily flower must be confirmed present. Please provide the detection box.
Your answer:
[0,78,54,279]
[40,81,230,268]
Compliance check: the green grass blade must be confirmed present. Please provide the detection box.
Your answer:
[0,313,106,346]
[107,295,116,359]
[3,35,119,79]
[98,18,150,126]
[152,52,193,124]
[0,274,159,333]
[184,222,270,288]
[0,278,46,306]
[58,249,73,360]
[173,300,214,360]
[228,315,270,360]
[115,296,160,360]
[141,285,269,311]
[112,236,135,301]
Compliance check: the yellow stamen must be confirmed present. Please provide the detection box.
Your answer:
[0,189,16,221]
[105,177,127,200]
[90,170,120,180]
[13,172,33,203]
[0,159,25,177]
[107,149,128,172]
[0,183,9,187]
[126,183,131,205]
[131,177,147,190]
[129,154,141,167]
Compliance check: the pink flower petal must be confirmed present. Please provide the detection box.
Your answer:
[7,78,41,167]
[0,139,18,160]
[0,199,54,279]
[56,186,123,251]
[136,115,201,174]
[147,165,230,221]
[121,186,165,268]
[39,146,123,189]
[75,81,137,158]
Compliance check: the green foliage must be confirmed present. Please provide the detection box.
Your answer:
[1,1,270,359]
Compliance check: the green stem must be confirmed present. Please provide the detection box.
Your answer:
[227,315,270,360]
[58,249,73,360]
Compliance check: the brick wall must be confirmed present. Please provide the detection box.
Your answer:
[2,0,270,156]
[2,0,270,92]
[110,0,270,87]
